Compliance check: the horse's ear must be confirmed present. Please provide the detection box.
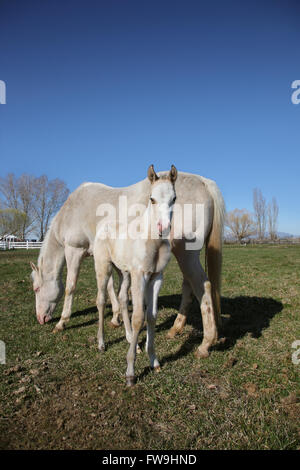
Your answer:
[147,164,159,184]
[30,262,38,272]
[169,165,178,183]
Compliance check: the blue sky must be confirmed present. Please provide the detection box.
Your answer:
[0,0,299,234]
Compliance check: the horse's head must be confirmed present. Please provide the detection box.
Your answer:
[147,164,177,238]
[30,259,64,325]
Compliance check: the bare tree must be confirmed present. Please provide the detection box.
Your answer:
[0,173,19,209]
[268,197,279,241]
[17,174,36,238]
[253,188,267,240]
[0,173,36,239]
[0,173,69,240]
[0,208,27,238]
[32,175,69,241]
[225,209,256,243]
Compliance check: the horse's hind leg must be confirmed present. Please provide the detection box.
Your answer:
[118,272,142,353]
[185,258,218,357]
[96,266,111,352]
[118,271,132,344]
[166,278,193,339]
[195,281,216,358]
[53,246,86,333]
[170,246,218,357]
[107,274,121,328]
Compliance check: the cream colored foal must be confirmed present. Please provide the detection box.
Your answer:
[94,165,177,386]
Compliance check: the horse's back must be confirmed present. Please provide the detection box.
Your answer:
[51,171,222,252]
[52,183,108,249]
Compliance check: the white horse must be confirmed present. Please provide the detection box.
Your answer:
[94,165,179,385]
[31,169,225,358]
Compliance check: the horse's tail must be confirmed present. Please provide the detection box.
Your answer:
[202,177,225,327]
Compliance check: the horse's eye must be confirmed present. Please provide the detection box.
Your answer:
[150,197,156,204]
[173,196,176,203]
[34,287,40,293]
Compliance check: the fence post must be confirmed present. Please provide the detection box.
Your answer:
[26,240,29,250]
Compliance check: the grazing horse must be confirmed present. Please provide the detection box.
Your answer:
[94,165,177,385]
[30,169,225,358]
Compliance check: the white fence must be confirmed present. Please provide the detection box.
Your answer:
[0,241,43,250]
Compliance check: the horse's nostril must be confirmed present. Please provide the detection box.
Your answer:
[158,222,170,233]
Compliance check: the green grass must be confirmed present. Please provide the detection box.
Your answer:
[0,245,299,449]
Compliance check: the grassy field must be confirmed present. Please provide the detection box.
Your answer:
[0,245,299,450]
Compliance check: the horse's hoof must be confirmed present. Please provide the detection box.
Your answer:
[126,376,136,387]
[52,326,63,334]
[166,329,176,339]
[154,365,161,373]
[98,344,106,352]
[194,348,210,359]
[136,344,142,354]
[217,337,227,345]
[109,321,120,329]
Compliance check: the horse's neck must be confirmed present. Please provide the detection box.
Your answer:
[38,228,65,280]
[140,211,170,273]
[140,205,164,249]
[141,202,151,235]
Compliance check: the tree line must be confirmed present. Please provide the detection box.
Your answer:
[0,173,69,241]
[225,188,279,243]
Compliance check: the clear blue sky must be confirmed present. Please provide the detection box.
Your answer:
[0,0,299,234]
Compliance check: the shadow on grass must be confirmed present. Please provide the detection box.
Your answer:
[158,293,283,343]
[49,304,118,330]
[50,305,129,348]
[218,295,283,347]
[51,293,283,382]
[49,306,98,329]
[138,293,283,380]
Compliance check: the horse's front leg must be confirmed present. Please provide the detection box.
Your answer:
[126,271,145,386]
[145,272,163,371]
[53,246,86,333]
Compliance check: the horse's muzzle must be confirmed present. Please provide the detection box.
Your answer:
[37,314,52,325]
[158,221,171,238]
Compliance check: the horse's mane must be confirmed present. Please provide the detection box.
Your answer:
[37,213,58,268]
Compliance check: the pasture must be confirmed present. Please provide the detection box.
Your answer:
[0,245,299,450]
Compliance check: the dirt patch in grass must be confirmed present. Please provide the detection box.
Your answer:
[1,370,151,450]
